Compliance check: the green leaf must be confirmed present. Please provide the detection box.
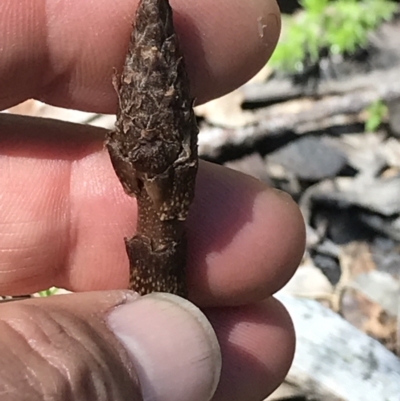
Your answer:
[365,100,387,132]
[269,0,397,73]
[38,287,59,297]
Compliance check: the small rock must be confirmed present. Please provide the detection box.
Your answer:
[268,136,347,181]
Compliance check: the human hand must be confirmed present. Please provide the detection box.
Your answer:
[0,0,305,400]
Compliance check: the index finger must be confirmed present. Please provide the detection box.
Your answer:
[0,0,280,112]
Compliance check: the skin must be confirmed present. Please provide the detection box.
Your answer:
[0,0,306,400]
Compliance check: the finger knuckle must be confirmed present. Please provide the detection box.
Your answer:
[0,303,132,400]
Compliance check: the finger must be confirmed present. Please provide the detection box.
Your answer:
[0,291,141,401]
[0,292,293,401]
[0,0,280,111]
[187,162,305,306]
[205,297,295,401]
[109,293,295,401]
[0,115,305,305]
[0,291,221,401]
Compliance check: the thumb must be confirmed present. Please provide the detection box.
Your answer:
[0,291,221,401]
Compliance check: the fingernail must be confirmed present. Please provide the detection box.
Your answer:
[107,293,221,401]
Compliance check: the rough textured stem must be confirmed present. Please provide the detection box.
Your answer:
[106,0,198,297]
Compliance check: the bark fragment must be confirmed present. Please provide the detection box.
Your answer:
[106,0,198,297]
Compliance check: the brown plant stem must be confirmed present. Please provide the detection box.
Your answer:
[106,0,198,297]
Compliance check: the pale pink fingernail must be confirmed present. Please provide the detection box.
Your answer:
[107,293,221,401]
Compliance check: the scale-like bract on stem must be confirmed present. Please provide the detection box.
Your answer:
[106,0,198,297]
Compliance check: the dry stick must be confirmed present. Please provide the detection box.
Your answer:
[106,0,198,297]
